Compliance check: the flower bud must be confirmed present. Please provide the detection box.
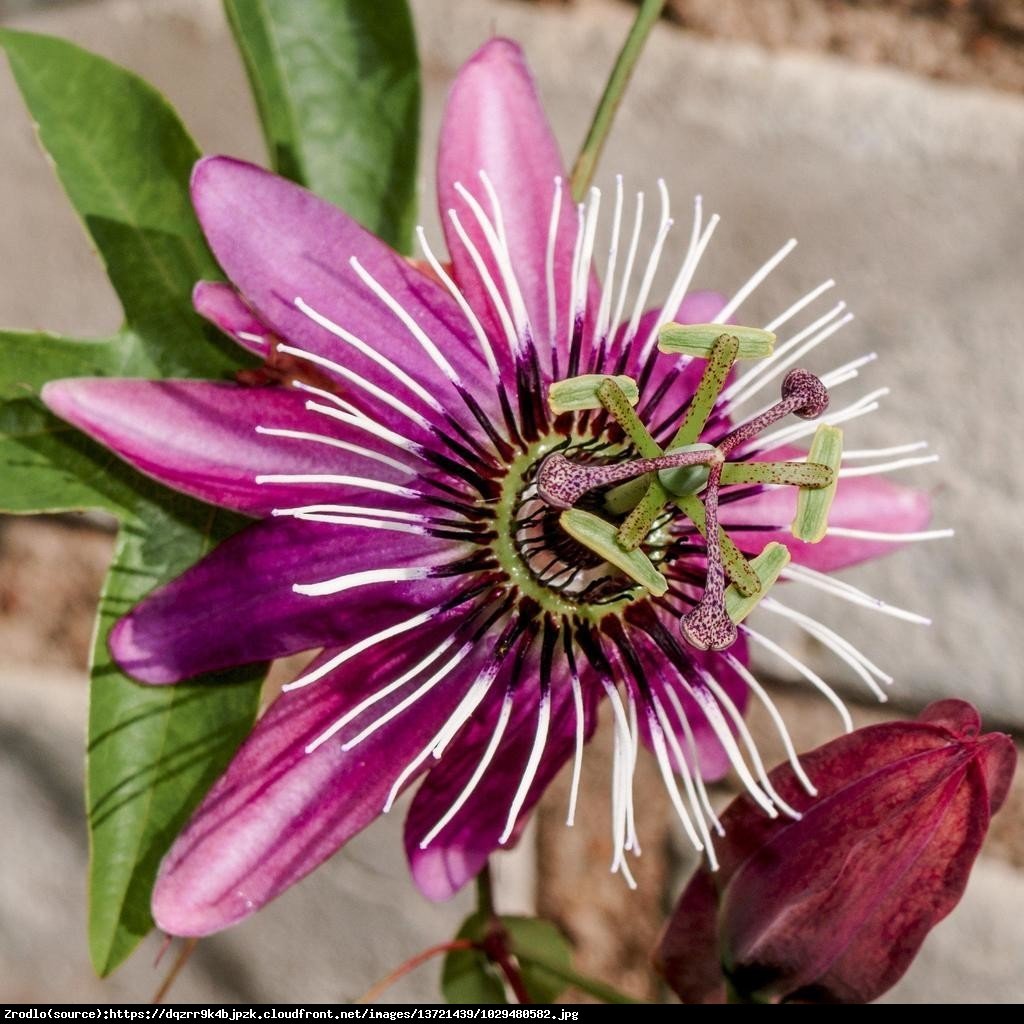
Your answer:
[655,700,1016,1004]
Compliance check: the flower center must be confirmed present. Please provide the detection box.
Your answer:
[516,328,842,651]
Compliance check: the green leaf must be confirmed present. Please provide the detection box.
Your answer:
[87,504,263,974]
[0,31,265,974]
[224,0,420,252]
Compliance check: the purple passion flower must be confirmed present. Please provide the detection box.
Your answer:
[656,700,1016,1004]
[42,40,942,935]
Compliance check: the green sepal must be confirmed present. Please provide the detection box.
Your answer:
[721,460,835,488]
[725,542,791,623]
[792,425,843,542]
[658,323,776,359]
[549,373,639,414]
[560,508,668,596]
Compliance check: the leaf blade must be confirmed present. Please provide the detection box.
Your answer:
[224,0,420,251]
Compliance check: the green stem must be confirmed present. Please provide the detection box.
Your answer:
[514,951,642,1004]
[570,0,668,201]
[476,862,496,918]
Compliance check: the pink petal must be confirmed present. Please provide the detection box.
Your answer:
[152,611,492,936]
[193,280,270,355]
[406,655,598,901]
[42,378,419,516]
[191,157,498,442]
[438,39,577,376]
[110,515,465,684]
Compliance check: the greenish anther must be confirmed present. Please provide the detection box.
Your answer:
[725,542,791,623]
[792,424,843,543]
[559,508,668,596]
[549,373,639,414]
[658,323,776,360]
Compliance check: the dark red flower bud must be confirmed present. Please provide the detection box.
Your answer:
[655,700,1016,1004]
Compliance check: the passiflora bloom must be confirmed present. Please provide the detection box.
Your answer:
[42,39,941,936]
[655,700,1016,1004]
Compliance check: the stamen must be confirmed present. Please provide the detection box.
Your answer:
[764,278,835,332]
[498,684,551,844]
[277,335,432,430]
[416,226,502,382]
[448,208,523,357]
[285,606,441,692]
[839,454,940,477]
[741,623,854,732]
[680,463,738,652]
[292,565,431,597]
[825,526,955,543]
[293,298,443,414]
[419,690,515,849]
[649,690,717,859]
[781,562,931,625]
[722,301,849,406]
[713,238,797,323]
[637,207,720,365]
[545,176,563,350]
[610,190,645,340]
[254,425,413,475]
[304,635,459,746]
[661,684,725,837]
[690,684,777,817]
[342,641,475,752]
[623,181,673,347]
[723,651,817,796]
[594,175,624,344]
[698,669,800,818]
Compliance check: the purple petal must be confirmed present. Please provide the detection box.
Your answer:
[191,157,499,441]
[152,610,492,936]
[405,657,599,901]
[438,39,579,376]
[42,377,419,516]
[110,515,466,684]
[719,445,932,571]
[193,280,270,355]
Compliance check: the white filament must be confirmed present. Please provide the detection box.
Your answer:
[292,565,429,598]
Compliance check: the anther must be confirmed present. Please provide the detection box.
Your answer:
[537,448,718,510]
